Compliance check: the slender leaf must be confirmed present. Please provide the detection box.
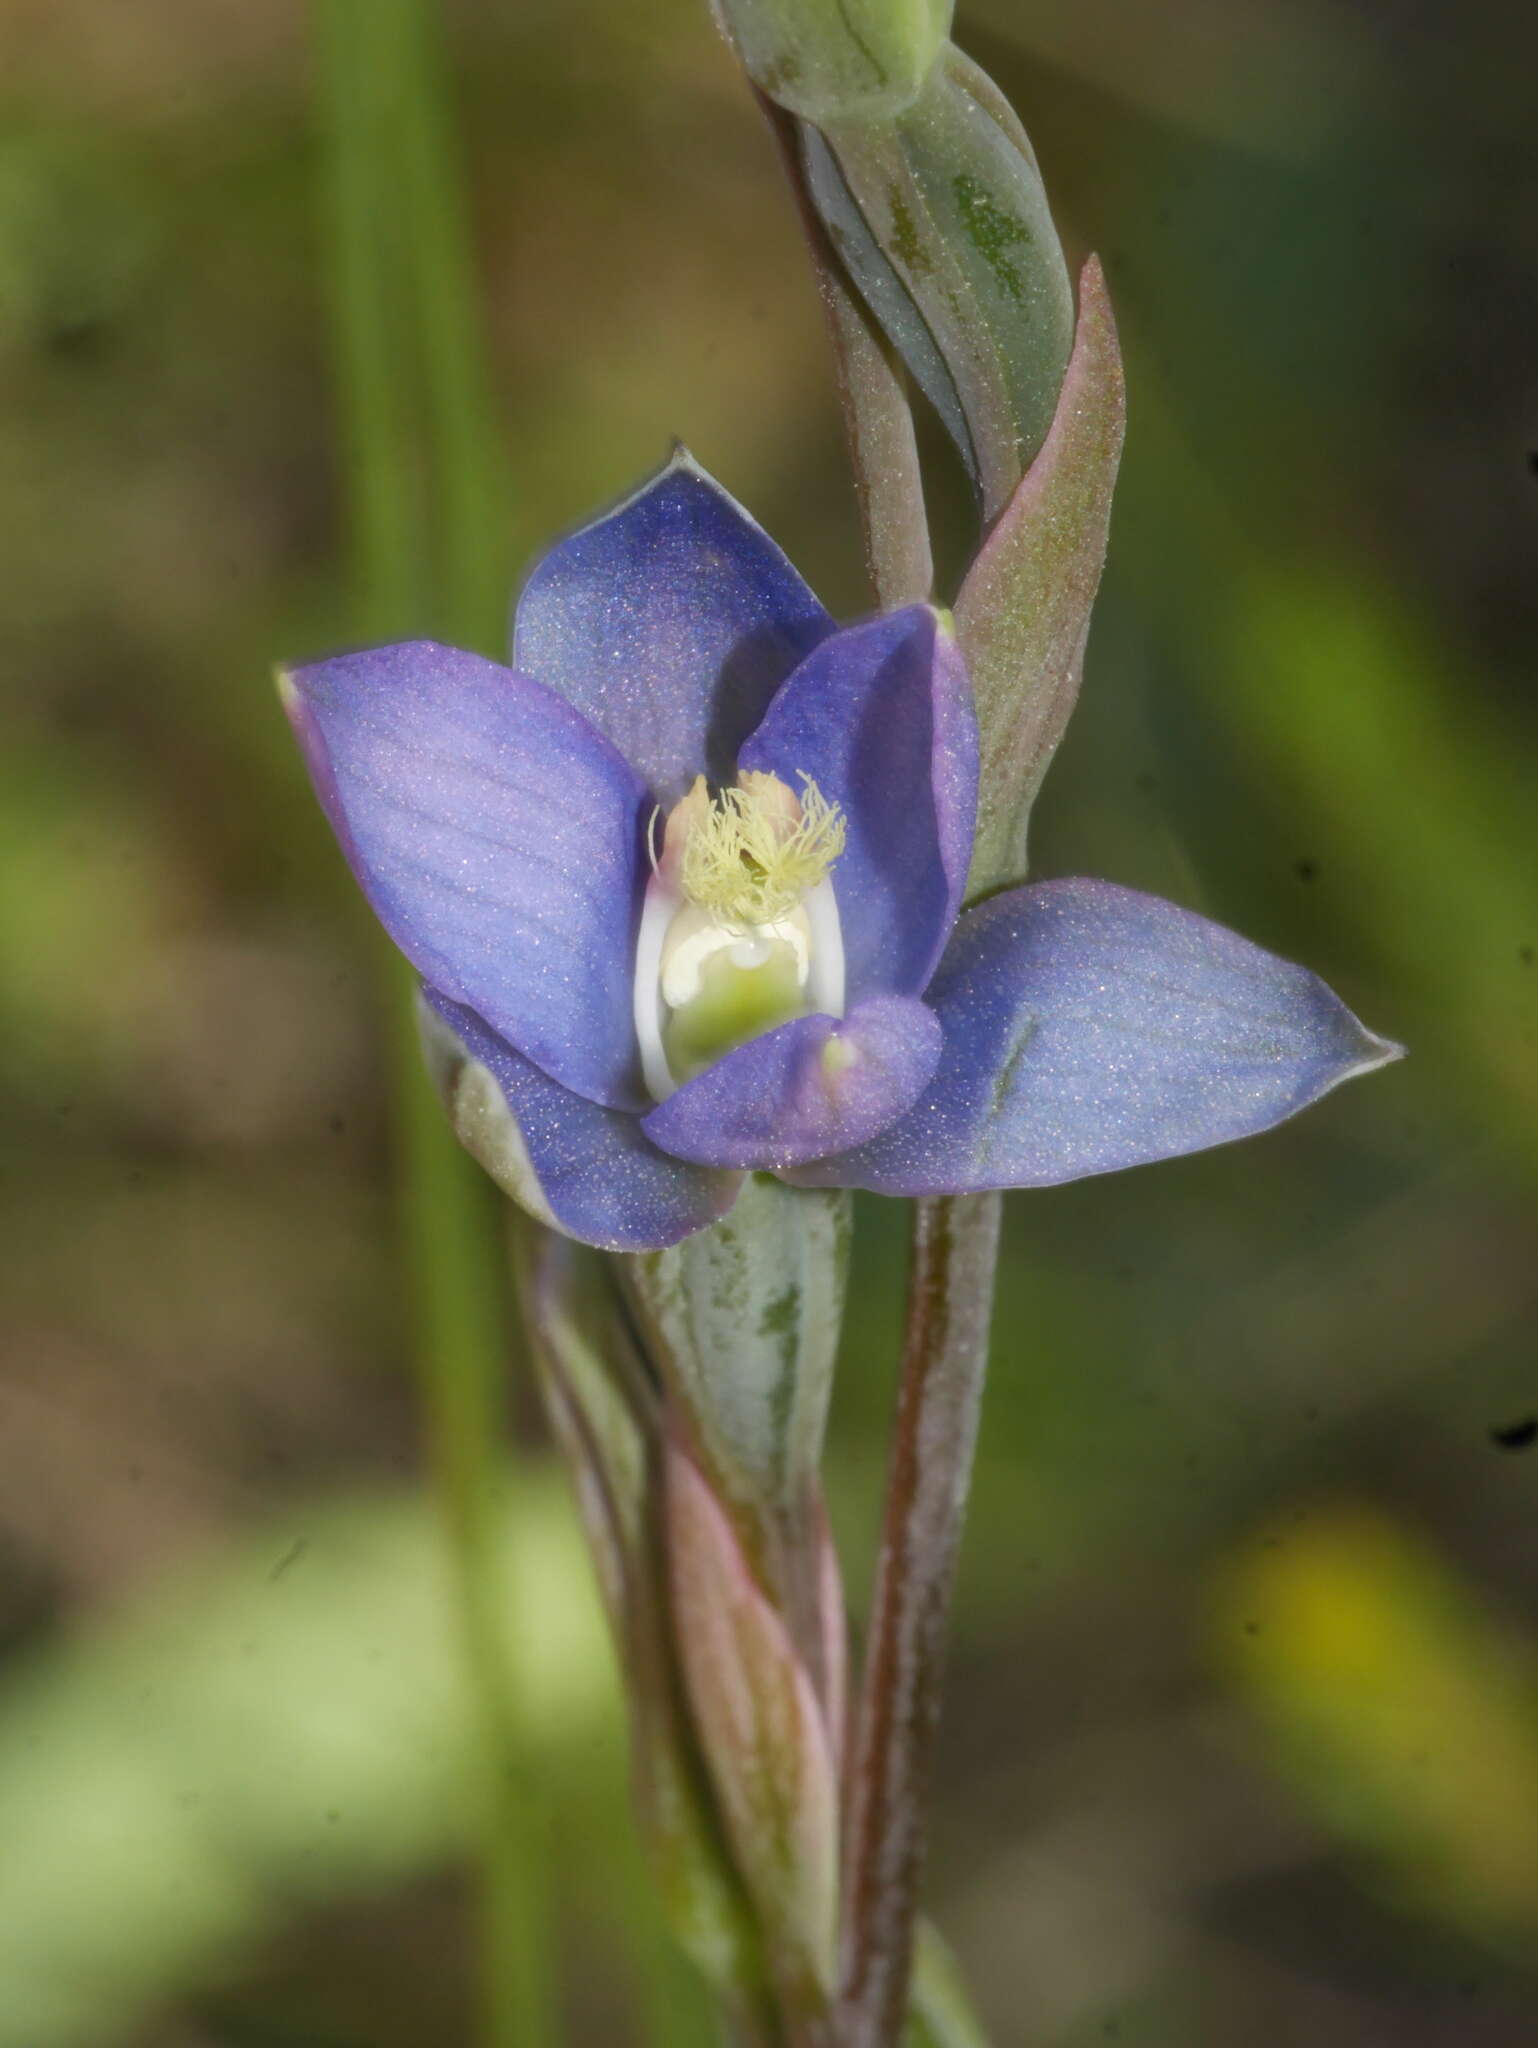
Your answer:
[956,256,1125,896]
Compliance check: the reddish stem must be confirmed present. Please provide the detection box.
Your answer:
[837,1193,1002,2047]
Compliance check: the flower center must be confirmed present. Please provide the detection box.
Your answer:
[633,770,846,1099]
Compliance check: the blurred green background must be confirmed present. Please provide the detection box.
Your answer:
[4,0,1538,2042]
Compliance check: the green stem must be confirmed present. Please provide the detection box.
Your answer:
[392,1005,551,2047]
[316,4,553,2043]
[317,0,423,639]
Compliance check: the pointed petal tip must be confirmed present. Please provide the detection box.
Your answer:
[617,441,806,544]
[1354,1024,1407,1074]
[1297,1009,1403,1119]
[1074,253,1119,336]
[605,440,728,518]
[663,436,703,474]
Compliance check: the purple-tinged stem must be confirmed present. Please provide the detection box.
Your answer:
[759,81,1007,2047]
[837,1193,1001,2047]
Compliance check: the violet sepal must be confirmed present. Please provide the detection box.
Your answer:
[793,878,1404,1196]
[281,641,647,1108]
[513,449,833,804]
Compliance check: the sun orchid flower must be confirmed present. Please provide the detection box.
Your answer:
[281,451,1399,1253]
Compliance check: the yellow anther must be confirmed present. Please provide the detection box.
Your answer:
[678,770,846,926]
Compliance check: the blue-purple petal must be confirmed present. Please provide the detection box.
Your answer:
[283,640,646,1108]
[640,995,942,1171]
[737,606,977,1003]
[512,449,834,803]
[421,990,741,1251]
[792,878,1401,1194]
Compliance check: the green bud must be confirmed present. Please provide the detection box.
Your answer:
[513,1230,772,2021]
[714,0,953,122]
[626,1174,850,1719]
[666,1438,841,2015]
[627,1174,849,1537]
[803,44,1074,522]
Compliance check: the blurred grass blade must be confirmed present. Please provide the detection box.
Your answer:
[315,3,553,2043]
[316,0,427,642]
[394,0,512,655]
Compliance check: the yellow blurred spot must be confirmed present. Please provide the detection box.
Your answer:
[1214,1505,1538,1938]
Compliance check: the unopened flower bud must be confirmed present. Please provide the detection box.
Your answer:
[511,1229,772,2018]
[803,44,1074,521]
[665,1435,840,2012]
[714,0,952,122]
